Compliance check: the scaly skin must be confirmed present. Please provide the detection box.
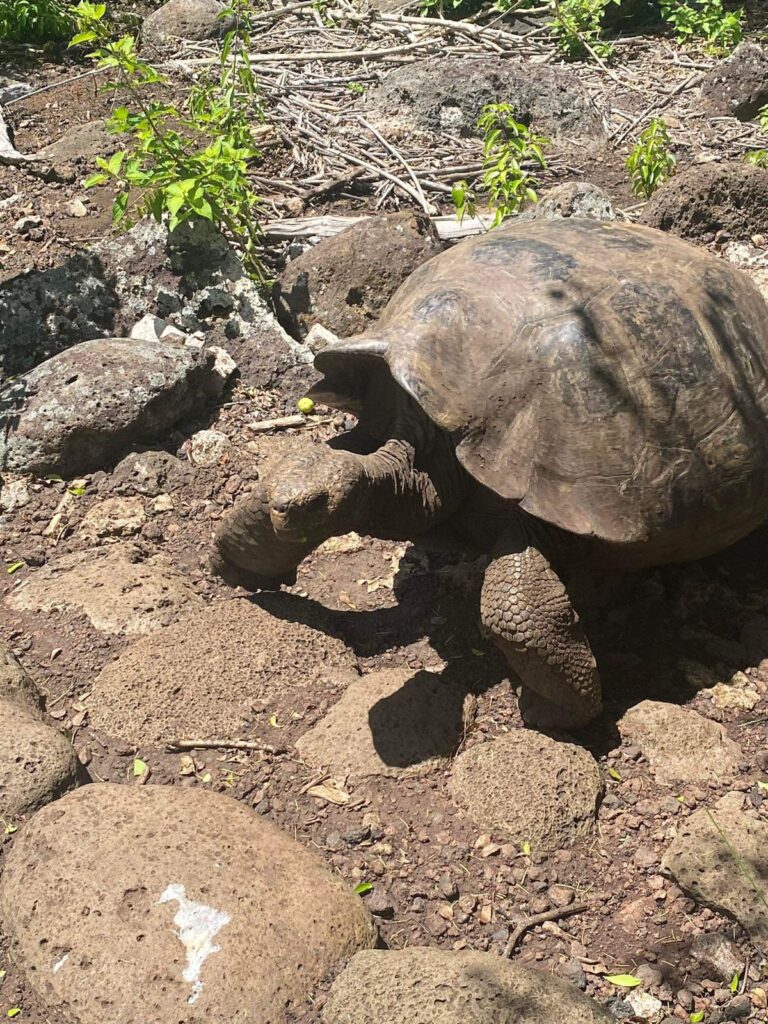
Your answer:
[480,534,602,730]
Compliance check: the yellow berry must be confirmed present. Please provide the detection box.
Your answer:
[297,397,314,415]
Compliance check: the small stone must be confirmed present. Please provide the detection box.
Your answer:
[635,963,664,989]
[563,957,587,990]
[627,991,662,1018]
[548,884,575,907]
[129,314,188,344]
[152,493,174,513]
[0,479,30,512]
[690,932,745,980]
[724,995,751,1019]
[187,428,231,467]
[67,198,88,218]
[14,215,42,235]
[366,890,395,919]
[438,874,458,901]
[634,846,657,869]
[79,496,146,543]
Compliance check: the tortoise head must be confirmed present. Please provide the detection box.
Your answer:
[211,445,365,591]
[266,447,365,543]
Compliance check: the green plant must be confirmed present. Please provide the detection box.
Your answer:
[660,0,743,54]
[745,149,768,167]
[70,0,267,282]
[476,104,548,226]
[451,179,477,223]
[550,0,620,60]
[625,118,676,199]
[0,0,72,43]
[758,104,768,132]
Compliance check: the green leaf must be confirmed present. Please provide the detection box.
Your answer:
[69,29,96,44]
[690,1013,705,1023]
[605,975,642,988]
[7,1010,21,1019]
[107,149,126,175]
[354,882,373,895]
[83,172,108,188]
[521,841,531,856]
[112,192,129,225]
[608,767,622,781]
[730,972,739,993]
[6,562,24,575]
[67,486,86,496]
[133,758,148,777]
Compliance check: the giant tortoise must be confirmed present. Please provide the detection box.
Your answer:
[212,218,768,729]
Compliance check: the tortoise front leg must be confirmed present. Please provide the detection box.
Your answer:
[480,523,602,731]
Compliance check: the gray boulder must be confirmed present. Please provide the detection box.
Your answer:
[641,162,768,241]
[368,57,605,142]
[0,337,233,476]
[274,211,443,340]
[0,218,309,384]
[700,43,768,122]
[143,0,234,45]
[521,182,615,222]
[323,948,613,1024]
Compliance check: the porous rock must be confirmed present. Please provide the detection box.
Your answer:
[448,731,602,851]
[640,162,768,241]
[0,784,375,1024]
[0,337,230,476]
[520,182,615,222]
[273,211,443,340]
[296,668,475,780]
[690,932,745,980]
[143,0,235,44]
[111,449,189,496]
[5,546,203,636]
[323,948,613,1024]
[0,700,79,818]
[618,701,742,785]
[0,646,43,715]
[185,427,231,466]
[78,496,147,544]
[700,43,768,121]
[662,792,768,943]
[368,57,604,142]
[0,218,311,385]
[88,597,356,745]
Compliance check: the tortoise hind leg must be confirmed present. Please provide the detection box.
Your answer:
[480,524,602,731]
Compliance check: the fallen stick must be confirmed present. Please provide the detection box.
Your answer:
[247,414,333,433]
[167,738,286,754]
[503,900,589,957]
[263,212,494,242]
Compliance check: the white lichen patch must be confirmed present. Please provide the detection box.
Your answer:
[159,883,231,1005]
[52,953,69,974]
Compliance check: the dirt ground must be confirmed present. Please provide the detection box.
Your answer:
[3,3,768,1023]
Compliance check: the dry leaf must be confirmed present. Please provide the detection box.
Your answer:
[307,780,350,805]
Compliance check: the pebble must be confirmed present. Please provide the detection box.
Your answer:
[548,884,574,907]
[366,890,395,919]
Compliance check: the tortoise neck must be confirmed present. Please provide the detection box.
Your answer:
[346,434,466,540]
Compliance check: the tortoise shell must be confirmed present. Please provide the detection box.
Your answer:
[312,219,768,547]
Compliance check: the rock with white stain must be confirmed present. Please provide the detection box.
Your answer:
[626,990,662,1019]
[186,428,231,466]
[0,784,375,1023]
[129,314,188,344]
[662,791,768,943]
[296,668,475,780]
[78,496,147,544]
[5,545,203,636]
[618,701,743,785]
[0,700,79,819]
